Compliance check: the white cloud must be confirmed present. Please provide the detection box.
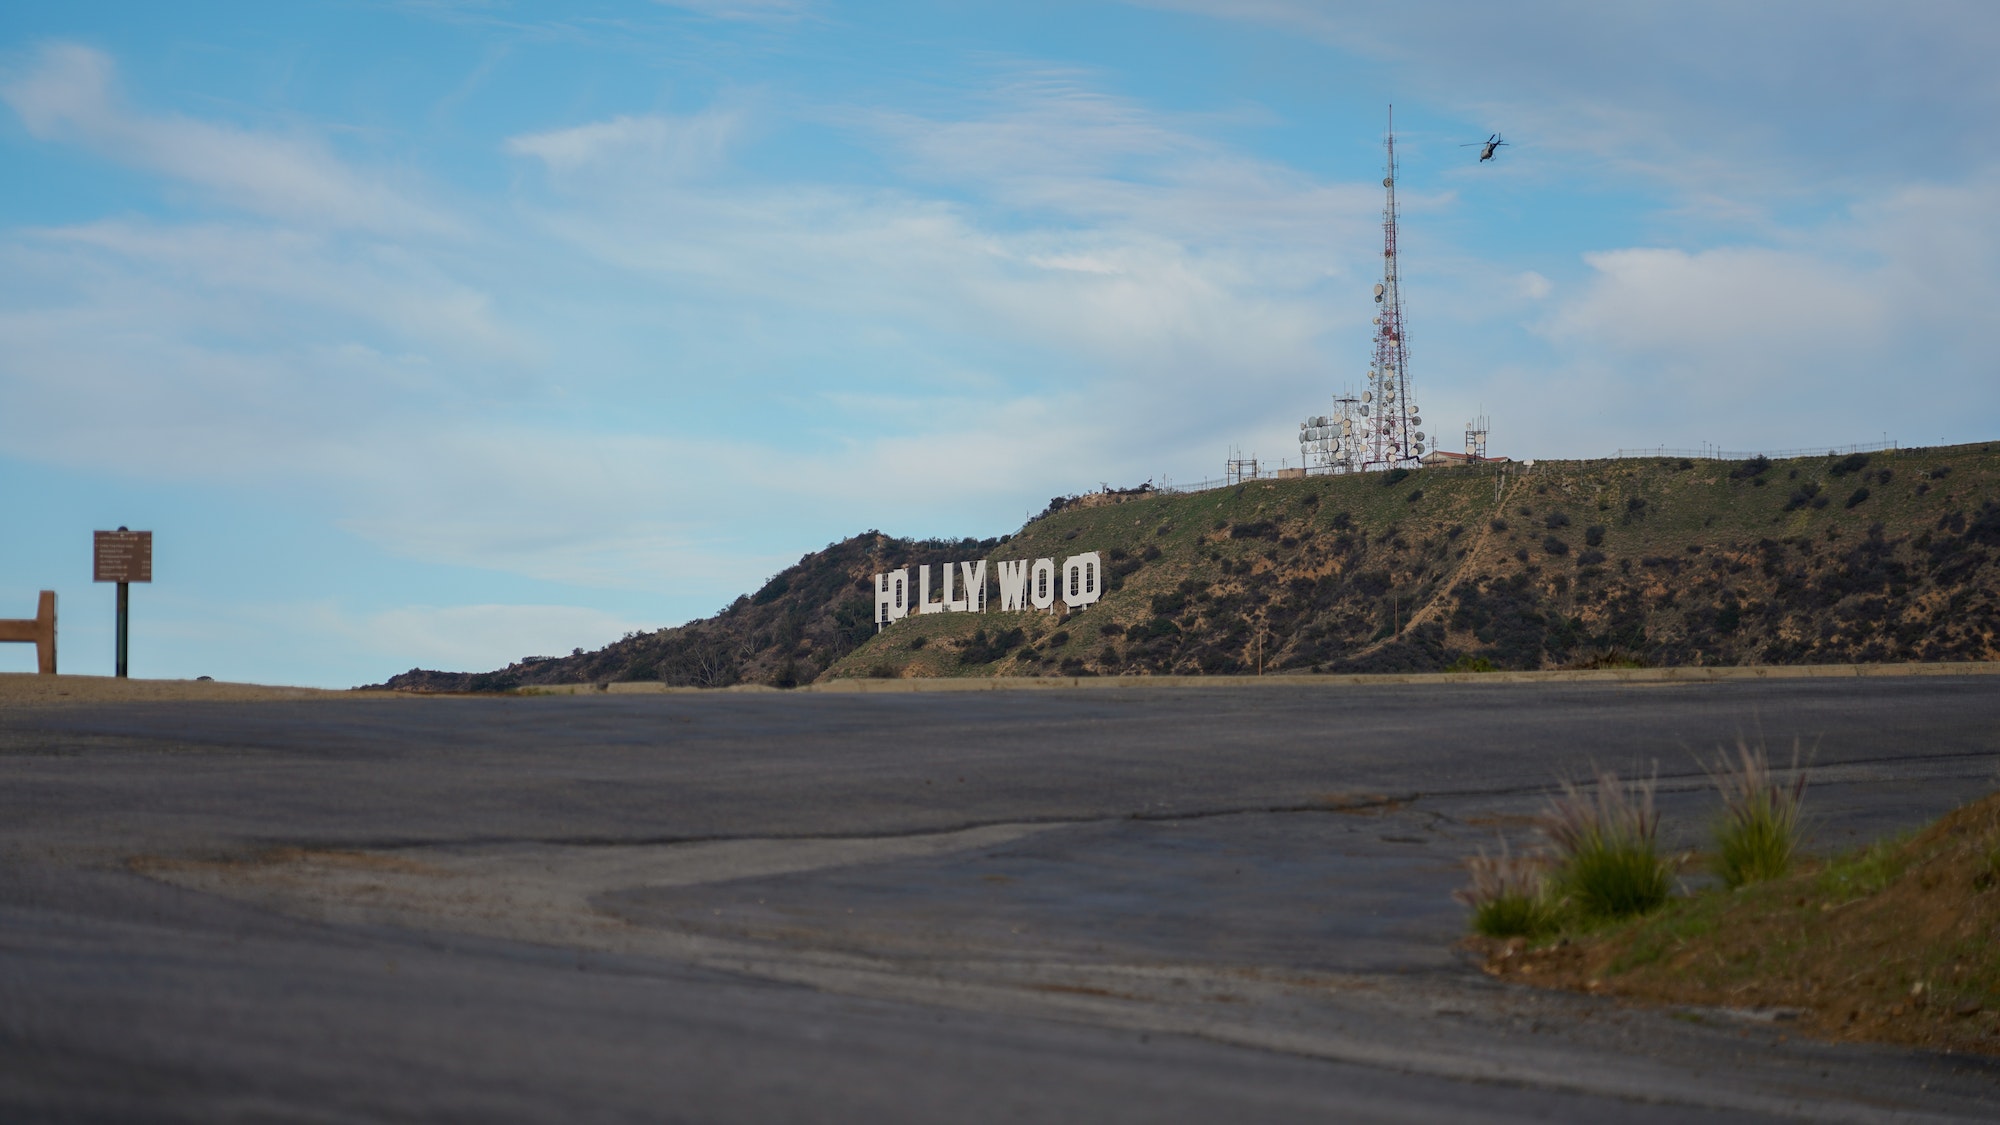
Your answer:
[1546,246,1885,362]
[653,0,815,22]
[316,602,643,672]
[2,43,454,235]
[504,109,745,179]
[502,75,1378,441]
[1132,1,2000,196]
[17,35,1990,625]
[1488,175,2000,453]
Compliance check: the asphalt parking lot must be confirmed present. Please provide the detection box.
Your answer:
[3,674,1998,1121]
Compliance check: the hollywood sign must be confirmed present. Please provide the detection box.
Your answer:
[875,553,1102,628]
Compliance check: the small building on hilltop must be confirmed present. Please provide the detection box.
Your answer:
[1420,449,1512,469]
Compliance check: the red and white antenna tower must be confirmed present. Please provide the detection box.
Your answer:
[1364,106,1424,469]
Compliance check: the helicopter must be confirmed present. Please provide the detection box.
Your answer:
[1462,133,1508,162]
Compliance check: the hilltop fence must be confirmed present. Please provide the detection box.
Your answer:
[1612,440,1900,462]
[1138,438,1905,501]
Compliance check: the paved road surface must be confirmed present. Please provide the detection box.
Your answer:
[3,676,1999,1121]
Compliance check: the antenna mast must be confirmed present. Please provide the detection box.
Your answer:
[1366,106,1423,469]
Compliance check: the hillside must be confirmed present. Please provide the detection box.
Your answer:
[372,442,2000,691]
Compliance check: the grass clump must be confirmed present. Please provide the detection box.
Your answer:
[1455,844,1561,938]
[1705,739,1808,888]
[1564,647,1647,670]
[1540,768,1673,923]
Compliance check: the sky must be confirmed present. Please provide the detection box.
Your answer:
[2,1,1995,687]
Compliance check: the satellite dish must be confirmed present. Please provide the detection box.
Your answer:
[1412,417,1422,427]
[1415,442,1426,454]
[1362,391,1373,404]
[1415,431,1425,441]
[1359,405,1370,417]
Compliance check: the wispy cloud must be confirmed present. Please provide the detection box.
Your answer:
[653,0,817,22]
[1131,1,2000,195]
[311,601,644,671]
[3,43,456,234]
[504,108,746,179]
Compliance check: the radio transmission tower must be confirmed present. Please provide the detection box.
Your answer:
[1363,106,1424,469]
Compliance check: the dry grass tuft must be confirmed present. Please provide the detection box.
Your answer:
[1540,767,1673,923]
[1455,842,1560,938]
[1705,738,1809,888]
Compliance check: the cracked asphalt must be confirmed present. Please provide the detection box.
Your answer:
[3,675,1999,1122]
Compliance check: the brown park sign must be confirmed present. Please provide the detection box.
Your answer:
[94,530,153,584]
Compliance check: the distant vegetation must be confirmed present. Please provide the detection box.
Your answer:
[371,441,2000,691]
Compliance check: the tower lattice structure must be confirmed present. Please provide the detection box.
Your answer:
[1364,108,1423,469]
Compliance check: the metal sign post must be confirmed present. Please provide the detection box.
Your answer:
[93,528,152,678]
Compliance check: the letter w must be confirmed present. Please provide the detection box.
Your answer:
[994,559,1029,612]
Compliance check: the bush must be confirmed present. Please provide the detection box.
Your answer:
[1829,452,1870,477]
[771,657,800,689]
[1543,535,1570,556]
[1455,844,1560,938]
[958,627,1025,665]
[1565,647,1647,670]
[1382,467,1411,487]
[1540,769,1673,923]
[1406,489,1424,503]
[1490,518,1509,532]
[1445,653,1497,673]
[1706,739,1808,889]
[1584,525,1605,547]
[1845,487,1871,509]
[1730,455,1772,480]
[1545,510,1572,529]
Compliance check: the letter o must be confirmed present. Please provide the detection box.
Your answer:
[1062,552,1102,608]
[1029,558,1056,610]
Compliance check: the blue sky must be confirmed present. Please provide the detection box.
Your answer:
[3,1,1996,686]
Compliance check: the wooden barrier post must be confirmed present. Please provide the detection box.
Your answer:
[0,591,57,675]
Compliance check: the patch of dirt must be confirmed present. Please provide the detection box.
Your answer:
[1,673,374,706]
[1473,791,2000,1056]
[1462,814,1540,828]
[133,848,442,875]
[1317,792,1406,814]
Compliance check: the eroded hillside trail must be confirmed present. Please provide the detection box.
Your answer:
[1339,467,1524,663]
